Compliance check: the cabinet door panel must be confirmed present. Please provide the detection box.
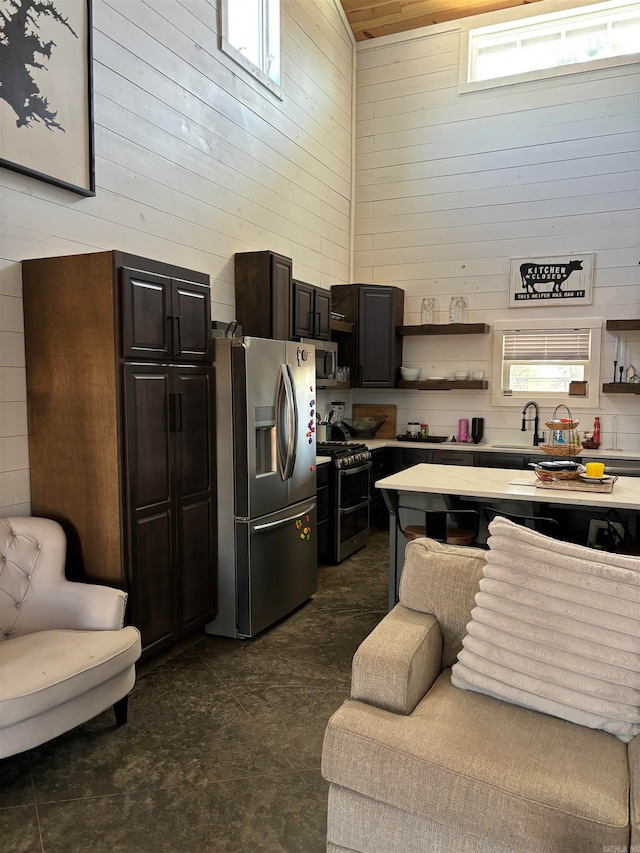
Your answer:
[172,280,211,361]
[124,365,176,649]
[314,288,332,340]
[358,287,395,387]
[125,366,172,510]
[292,280,315,338]
[180,498,216,627]
[122,269,172,360]
[270,254,293,340]
[130,511,174,649]
[174,367,217,624]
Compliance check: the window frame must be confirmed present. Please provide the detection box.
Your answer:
[491,318,603,408]
[220,0,283,99]
[459,0,640,93]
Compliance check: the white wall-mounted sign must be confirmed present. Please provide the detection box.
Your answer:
[509,253,595,307]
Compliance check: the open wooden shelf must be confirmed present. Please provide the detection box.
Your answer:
[602,382,640,395]
[398,323,490,336]
[605,319,640,332]
[397,379,488,391]
[317,380,351,390]
[330,318,354,334]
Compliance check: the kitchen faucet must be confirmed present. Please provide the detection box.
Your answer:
[521,401,544,446]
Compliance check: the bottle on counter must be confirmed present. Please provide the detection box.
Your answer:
[593,417,601,445]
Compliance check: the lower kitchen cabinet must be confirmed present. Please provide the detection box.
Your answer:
[317,463,331,561]
[124,364,217,652]
[370,448,391,529]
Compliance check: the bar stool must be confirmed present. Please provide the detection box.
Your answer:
[398,508,480,546]
[483,506,559,537]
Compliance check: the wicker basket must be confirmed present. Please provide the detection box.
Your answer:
[534,467,582,481]
[545,420,579,431]
[539,443,582,457]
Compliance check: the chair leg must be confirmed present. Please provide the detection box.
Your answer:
[113,695,129,726]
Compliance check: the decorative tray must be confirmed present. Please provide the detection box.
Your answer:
[396,433,448,443]
[536,478,615,494]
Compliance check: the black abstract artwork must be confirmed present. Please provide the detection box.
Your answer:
[0,0,94,195]
[0,0,76,131]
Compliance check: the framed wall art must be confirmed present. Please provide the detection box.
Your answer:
[509,253,595,308]
[0,0,95,196]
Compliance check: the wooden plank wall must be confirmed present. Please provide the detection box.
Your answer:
[351,19,640,449]
[0,0,354,515]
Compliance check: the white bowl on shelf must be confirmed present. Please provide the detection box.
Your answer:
[453,371,470,380]
[400,367,421,381]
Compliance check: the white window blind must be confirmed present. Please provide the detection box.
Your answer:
[503,330,591,361]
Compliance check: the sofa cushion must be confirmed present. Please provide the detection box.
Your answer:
[451,517,640,742]
[0,627,141,728]
[322,671,630,853]
[399,538,486,667]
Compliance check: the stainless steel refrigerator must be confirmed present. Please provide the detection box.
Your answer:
[206,336,318,638]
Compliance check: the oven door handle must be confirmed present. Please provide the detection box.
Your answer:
[339,461,373,476]
[339,497,371,515]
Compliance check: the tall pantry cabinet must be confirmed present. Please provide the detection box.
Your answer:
[21,251,217,657]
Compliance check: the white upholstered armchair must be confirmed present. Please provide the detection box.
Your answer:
[0,516,141,759]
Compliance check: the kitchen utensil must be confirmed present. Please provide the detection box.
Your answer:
[453,371,469,380]
[352,404,397,438]
[342,416,388,438]
[471,417,484,444]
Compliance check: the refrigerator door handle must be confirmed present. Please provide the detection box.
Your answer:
[276,363,298,481]
[252,501,316,533]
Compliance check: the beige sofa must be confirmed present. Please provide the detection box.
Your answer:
[322,534,640,853]
[0,516,141,759]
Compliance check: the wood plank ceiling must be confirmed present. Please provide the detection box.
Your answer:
[340,0,545,40]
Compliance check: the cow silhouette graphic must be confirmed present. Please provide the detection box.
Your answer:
[520,260,583,295]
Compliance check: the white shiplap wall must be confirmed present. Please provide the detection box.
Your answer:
[350,19,640,450]
[0,0,354,515]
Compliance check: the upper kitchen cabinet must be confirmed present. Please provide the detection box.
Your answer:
[121,263,211,362]
[291,279,332,341]
[21,251,217,659]
[331,284,404,387]
[235,250,293,340]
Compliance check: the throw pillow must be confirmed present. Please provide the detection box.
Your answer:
[451,516,640,742]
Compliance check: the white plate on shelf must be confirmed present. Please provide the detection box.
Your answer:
[427,376,446,381]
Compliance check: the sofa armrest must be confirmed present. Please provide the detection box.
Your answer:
[350,604,443,715]
[631,735,639,851]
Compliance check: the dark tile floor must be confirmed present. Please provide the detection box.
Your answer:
[0,530,389,853]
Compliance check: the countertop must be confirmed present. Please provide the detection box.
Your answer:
[315,440,640,465]
[375,463,640,511]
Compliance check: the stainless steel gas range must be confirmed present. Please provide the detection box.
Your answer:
[316,442,372,562]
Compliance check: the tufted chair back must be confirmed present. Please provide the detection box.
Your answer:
[0,516,127,640]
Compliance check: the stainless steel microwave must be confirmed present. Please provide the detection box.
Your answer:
[300,338,338,386]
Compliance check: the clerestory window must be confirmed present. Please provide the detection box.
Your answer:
[221,0,281,97]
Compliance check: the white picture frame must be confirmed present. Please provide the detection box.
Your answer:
[509,253,595,308]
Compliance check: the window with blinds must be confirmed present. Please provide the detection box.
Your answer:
[500,328,592,397]
[503,330,591,361]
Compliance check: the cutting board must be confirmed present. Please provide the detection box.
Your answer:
[352,404,397,439]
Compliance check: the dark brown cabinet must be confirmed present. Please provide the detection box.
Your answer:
[234,250,293,340]
[122,267,211,362]
[331,284,404,387]
[292,279,331,341]
[22,251,216,658]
